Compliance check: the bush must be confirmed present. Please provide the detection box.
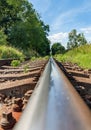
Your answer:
[55,44,91,69]
[0,45,25,59]
[0,29,7,45]
[11,60,21,67]
[31,56,36,61]
[23,65,29,73]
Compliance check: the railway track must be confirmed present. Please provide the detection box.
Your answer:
[0,58,91,130]
[57,61,91,109]
[0,58,48,130]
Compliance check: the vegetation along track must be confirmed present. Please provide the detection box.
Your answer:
[0,58,91,130]
[0,58,48,130]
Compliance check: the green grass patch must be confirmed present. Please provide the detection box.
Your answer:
[23,65,30,73]
[54,44,91,69]
[0,45,25,59]
[31,56,49,61]
[11,60,21,67]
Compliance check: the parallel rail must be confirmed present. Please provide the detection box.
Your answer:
[13,58,91,130]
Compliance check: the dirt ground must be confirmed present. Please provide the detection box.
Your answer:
[0,59,47,130]
[58,61,91,109]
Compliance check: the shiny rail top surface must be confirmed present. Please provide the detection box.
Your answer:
[13,58,91,130]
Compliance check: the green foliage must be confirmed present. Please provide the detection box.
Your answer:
[0,29,7,45]
[0,0,21,34]
[67,29,78,49]
[31,56,36,61]
[67,29,87,50]
[11,60,21,67]
[55,44,91,69]
[51,43,65,55]
[9,23,30,51]
[0,0,50,57]
[77,33,87,46]
[23,65,29,73]
[43,56,49,60]
[31,56,49,61]
[0,45,24,59]
[19,57,25,62]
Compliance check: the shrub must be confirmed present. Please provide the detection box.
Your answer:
[0,45,25,59]
[0,29,7,45]
[11,60,21,67]
[23,65,29,73]
[55,44,91,69]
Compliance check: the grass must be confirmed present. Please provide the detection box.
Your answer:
[54,44,91,69]
[23,65,29,73]
[0,45,25,59]
[31,56,49,61]
[11,60,21,67]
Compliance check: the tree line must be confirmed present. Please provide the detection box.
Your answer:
[51,29,87,55]
[67,29,87,50]
[0,0,50,57]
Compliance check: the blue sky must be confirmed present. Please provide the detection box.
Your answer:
[29,0,91,47]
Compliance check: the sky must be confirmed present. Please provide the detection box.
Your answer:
[29,0,91,47]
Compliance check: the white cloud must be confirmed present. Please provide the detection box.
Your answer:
[48,26,91,48]
[48,32,68,47]
[80,27,91,42]
[80,27,91,34]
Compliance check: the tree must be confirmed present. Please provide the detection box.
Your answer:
[0,29,7,45]
[0,0,50,56]
[67,29,87,50]
[51,43,65,55]
[67,29,78,49]
[0,0,22,34]
[77,33,87,46]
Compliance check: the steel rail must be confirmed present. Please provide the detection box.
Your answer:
[13,58,91,130]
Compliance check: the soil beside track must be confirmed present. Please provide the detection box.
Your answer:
[0,59,48,130]
[56,60,91,109]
